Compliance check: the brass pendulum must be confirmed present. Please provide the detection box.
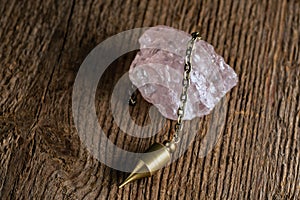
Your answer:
[119,141,176,188]
[119,32,200,188]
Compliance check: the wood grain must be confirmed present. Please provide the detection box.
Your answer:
[0,0,299,199]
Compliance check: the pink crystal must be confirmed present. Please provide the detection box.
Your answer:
[129,26,238,120]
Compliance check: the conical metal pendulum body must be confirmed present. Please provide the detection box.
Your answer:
[119,141,176,188]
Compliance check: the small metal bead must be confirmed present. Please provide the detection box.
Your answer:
[163,141,176,153]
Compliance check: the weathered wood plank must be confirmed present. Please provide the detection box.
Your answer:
[0,0,299,199]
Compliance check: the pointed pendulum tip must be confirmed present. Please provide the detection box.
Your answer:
[118,160,151,188]
[118,174,136,188]
[118,141,176,188]
[118,172,142,188]
[118,178,130,188]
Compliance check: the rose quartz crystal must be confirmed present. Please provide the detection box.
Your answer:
[129,26,238,120]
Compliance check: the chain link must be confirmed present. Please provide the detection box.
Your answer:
[128,84,137,106]
[172,32,201,143]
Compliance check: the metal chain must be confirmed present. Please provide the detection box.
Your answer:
[128,84,137,106]
[172,32,201,143]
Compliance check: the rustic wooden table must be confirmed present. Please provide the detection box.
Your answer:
[1,0,299,199]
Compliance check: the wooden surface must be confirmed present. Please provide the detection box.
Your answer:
[0,0,300,199]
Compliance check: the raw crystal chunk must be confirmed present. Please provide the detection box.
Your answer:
[129,26,238,120]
